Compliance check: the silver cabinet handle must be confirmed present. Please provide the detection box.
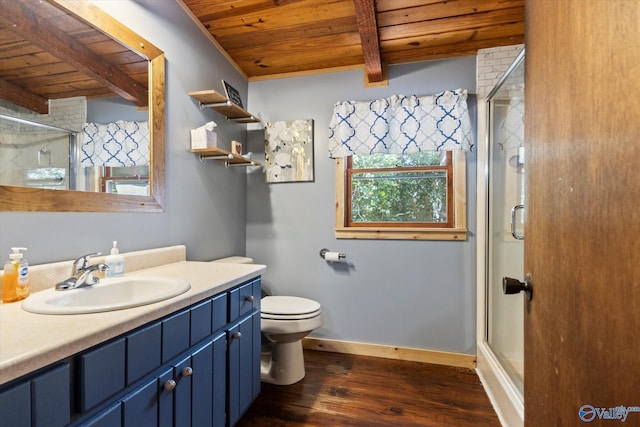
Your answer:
[245,295,254,302]
[511,204,525,240]
[164,379,176,391]
[233,332,242,339]
[182,367,193,377]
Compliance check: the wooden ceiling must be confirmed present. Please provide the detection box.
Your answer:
[178,0,525,83]
[0,0,149,115]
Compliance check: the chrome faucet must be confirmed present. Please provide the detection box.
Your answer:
[55,252,108,290]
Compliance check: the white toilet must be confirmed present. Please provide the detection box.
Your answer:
[260,295,322,385]
[212,257,323,385]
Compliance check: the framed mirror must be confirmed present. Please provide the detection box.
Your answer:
[0,0,165,212]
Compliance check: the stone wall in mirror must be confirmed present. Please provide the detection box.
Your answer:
[0,0,165,212]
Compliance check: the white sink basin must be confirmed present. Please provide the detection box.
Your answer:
[21,276,191,315]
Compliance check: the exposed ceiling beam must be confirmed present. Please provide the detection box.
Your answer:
[353,0,385,83]
[0,0,148,107]
[0,78,49,114]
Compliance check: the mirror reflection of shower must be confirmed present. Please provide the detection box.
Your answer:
[0,113,75,190]
[1,97,149,195]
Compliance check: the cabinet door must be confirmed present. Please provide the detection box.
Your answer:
[157,368,174,427]
[83,403,122,427]
[122,377,158,427]
[228,312,259,426]
[191,339,213,426]
[251,310,261,402]
[211,332,227,427]
[190,333,227,426]
[173,356,192,426]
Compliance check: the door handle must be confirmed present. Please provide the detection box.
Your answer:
[511,204,525,240]
[503,274,533,300]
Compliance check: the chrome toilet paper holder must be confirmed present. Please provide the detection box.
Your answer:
[319,248,346,260]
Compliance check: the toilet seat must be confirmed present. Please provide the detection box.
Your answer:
[261,296,321,320]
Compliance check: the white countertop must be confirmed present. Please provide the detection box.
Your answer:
[0,261,265,385]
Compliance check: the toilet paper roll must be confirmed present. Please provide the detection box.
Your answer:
[324,251,344,262]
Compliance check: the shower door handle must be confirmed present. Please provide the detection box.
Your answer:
[511,205,525,240]
[503,274,533,301]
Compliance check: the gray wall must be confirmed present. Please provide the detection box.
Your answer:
[0,0,479,356]
[246,58,478,355]
[0,0,249,264]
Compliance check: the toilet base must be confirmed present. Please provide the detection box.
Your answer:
[260,339,306,385]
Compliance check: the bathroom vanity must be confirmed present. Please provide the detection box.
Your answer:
[0,250,264,427]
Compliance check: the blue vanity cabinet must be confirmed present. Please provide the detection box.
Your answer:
[0,276,262,427]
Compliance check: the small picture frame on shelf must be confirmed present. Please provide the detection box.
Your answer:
[231,140,243,155]
[222,80,243,108]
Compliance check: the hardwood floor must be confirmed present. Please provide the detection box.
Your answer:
[236,350,500,427]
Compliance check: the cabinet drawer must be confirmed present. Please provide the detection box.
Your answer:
[162,309,190,363]
[79,339,125,412]
[32,363,71,427]
[211,292,228,332]
[190,299,212,346]
[0,380,30,426]
[229,278,261,321]
[0,363,71,427]
[126,322,161,385]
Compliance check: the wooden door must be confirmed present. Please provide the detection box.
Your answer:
[524,1,640,425]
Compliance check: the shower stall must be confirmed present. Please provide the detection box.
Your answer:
[0,113,77,190]
[476,50,525,427]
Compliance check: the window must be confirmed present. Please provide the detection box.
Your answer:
[335,151,466,240]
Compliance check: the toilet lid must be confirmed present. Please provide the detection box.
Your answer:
[261,296,321,316]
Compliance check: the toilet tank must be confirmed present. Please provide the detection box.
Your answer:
[211,256,254,264]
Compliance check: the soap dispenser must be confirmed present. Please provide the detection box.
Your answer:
[105,241,125,277]
[1,247,29,303]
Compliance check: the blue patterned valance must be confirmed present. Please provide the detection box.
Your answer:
[80,120,149,167]
[328,89,473,157]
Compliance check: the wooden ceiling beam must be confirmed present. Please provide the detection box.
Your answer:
[353,0,385,83]
[0,78,49,114]
[0,0,148,107]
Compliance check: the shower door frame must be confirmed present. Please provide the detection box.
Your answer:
[475,49,525,427]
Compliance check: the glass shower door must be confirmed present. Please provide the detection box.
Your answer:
[486,52,525,395]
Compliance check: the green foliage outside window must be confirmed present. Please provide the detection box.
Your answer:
[350,152,449,224]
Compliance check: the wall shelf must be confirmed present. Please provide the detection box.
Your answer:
[188,90,260,124]
[191,147,261,167]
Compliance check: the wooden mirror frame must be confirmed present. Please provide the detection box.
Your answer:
[0,0,165,212]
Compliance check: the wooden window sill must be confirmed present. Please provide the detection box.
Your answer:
[335,227,467,241]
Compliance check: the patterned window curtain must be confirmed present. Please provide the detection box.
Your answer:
[80,120,150,167]
[328,89,473,158]
[498,84,524,150]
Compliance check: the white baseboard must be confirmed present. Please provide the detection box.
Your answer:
[303,337,476,369]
